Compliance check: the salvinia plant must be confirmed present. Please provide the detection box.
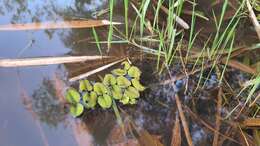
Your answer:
[65,61,145,117]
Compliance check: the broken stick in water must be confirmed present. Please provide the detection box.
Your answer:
[69,58,125,82]
[0,56,111,67]
[0,20,122,31]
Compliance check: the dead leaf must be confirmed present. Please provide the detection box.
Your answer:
[137,129,163,146]
[107,121,161,146]
[0,20,121,31]
[128,121,163,146]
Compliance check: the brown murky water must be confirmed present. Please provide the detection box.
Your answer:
[0,0,259,146]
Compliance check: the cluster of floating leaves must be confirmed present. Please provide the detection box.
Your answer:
[65,61,145,117]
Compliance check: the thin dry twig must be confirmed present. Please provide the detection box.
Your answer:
[0,56,111,67]
[186,107,240,144]
[238,126,250,146]
[221,59,257,75]
[68,58,119,76]
[69,58,125,82]
[249,92,260,107]
[246,0,260,40]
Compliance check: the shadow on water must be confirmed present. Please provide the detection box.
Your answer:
[0,0,258,146]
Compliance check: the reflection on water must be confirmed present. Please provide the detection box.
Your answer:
[30,77,66,127]
[0,0,111,146]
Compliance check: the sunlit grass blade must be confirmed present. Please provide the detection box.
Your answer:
[186,0,197,62]
[124,0,129,38]
[153,0,163,28]
[219,33,235,84]
[157,30,164,70]
[92,27,102,56]
[107,0,114,52]
[211,0,228,52]
[140,0,151,39]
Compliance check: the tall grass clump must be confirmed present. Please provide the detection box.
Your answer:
[201,0,246,87]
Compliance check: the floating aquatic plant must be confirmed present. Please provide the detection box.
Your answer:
[65,61,145,117]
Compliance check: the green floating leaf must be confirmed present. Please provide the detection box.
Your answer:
[112,69,127,76]
[111,85,123,99]
[117,76,131,88]
[120,96,129,105]
[83,92,97,108]
[122,61,131,70]
[129,98,137,104]
[82,92,89,103]
[66,88,80,103]
[124,86,140,99]
[128,66,141,79]
[70,103,84,117]
[103,74,116,85]
[132,79,145,91]
[94,82,108,95]
[98,94,112,108]
[79,79,93,92]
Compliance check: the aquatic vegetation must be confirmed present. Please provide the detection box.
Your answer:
[65,61,145,117]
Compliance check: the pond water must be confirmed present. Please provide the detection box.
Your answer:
[0,0,258,146]
[0,0,104,146]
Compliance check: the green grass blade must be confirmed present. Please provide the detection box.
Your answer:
[124,0,129,38]
[92,28,102,56]
[107,0,114,52]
